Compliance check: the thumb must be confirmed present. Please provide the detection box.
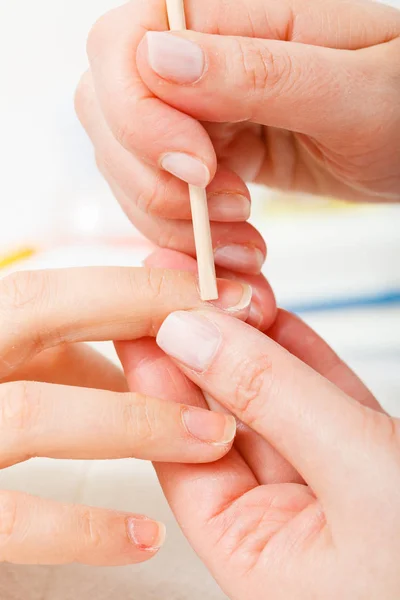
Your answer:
[136,30,376,139]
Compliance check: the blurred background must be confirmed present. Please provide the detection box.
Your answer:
[0,1,399,598]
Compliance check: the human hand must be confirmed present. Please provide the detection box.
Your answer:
[119,256,399,598]
[0,266,274,566]
[76,0,400,274]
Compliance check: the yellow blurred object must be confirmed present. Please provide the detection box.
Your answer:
[0,247,36,270]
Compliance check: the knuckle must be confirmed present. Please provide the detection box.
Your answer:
[74,70,94,126]
[80,508,103,550]
[0,270,48,313]
[86,11,113,62]
[234,39,294,112]
[0,491,18,558]
[365,409,400,457]
[135,173,168,217]
[0,381,42,433]
[114,119,138,153]
[232,355,273,425]
[123,394,156,449]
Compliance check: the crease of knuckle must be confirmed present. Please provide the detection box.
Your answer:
[0,492,18,558]
[0,271,48,313]
[80,508,103,550]
[232,355,273,425]
[136,173,168,217]
[0,381,42,436]
[234,40,293,111]
[122,394,156,449]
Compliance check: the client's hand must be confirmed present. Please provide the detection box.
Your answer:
[119,252,400,599]
[0,266,274,567]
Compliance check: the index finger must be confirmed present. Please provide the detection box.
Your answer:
[0,267,251,378]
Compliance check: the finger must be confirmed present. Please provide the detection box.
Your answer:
[142,250,292,485]
[75,71,251,222]
[117,337,258,514]
[118,338,315,596]
[85,0,399,189]
[0,490,165,565]
[267,310,382,411]
[144,248,277,331]
[108,178,266,274]
[1,343,128,392]
[87,2,217,187]
[0,267,251,378]
[156,309,383,504]
[0,381,236,467]
[136,30,386,141]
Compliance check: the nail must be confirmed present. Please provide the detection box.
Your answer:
[127,517,166,551]
[213,280,252,313]
[182,408,236,445]
[214,245,265,274]
[208,194,251,222]
[161,152,210,187]
[146,31,205,84]
[247,300,264,329]
[157,311,221,372]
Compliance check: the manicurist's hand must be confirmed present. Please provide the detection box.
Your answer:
[76,0,400,274]
[118,253,400,599]
[0,266,275,566]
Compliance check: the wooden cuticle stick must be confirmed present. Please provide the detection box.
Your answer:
[165,0,218,301]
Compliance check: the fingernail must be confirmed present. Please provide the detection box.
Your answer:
[182,408,236,445]
[208,194,251,222]
[161,152,210,187]
[214,245,265,274]
[127,517,166,551]
[157,311,221,372]
[146,31,205,84]
[247,300,264,329]
[213,280,252,313]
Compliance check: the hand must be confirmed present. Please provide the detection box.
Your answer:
[76,0,400,275]
[118,255,400,599]
[0,266,275,566]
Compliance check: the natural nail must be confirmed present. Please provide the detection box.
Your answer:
[127,517,166,551]
[182,408,236,445]
[146,31,205,84]
[214,245,265,274]
[161,152,210,187]
[208,194,251,222]
[213,280,252,313]
[247,300,264,329]
[157,311,221,372]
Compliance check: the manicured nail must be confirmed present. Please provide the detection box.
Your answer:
[146,31,205,84]
[161,152,210,187]
[157,311,221,372]
[214,245,265,274]
[127,517,166,551]
[182,408,236,445]
[213,280,252,313]
[208,194,251,222]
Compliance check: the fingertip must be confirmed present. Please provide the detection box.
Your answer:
[127,516,166,553]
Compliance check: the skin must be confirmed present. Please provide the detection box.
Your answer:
[117,252,400,600]
[75,0,400,277]
[0,265,275,565]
